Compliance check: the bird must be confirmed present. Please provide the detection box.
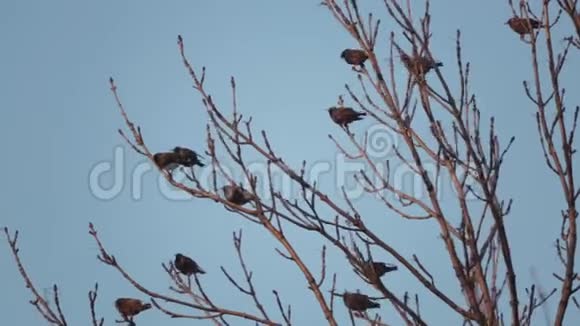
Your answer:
[153,147,205,172]
[174,253,206,276]
[367,261,398,278]
[153,152,180,171]
[115,298,151,324]
[172,146,205,167]
[506,17,543,36]
[342,291,380,311]
[327,106,366,128]
[223,185,255,205]
[341,49,368,66]
[400,53,443,77]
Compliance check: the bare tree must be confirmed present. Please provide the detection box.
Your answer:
[507,1,579,324]
[4,0,579,325]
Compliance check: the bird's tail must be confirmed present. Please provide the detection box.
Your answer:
[142,303,152,311]
[196,153,206,167]
[386,265,398,273]
[370,301,381,309]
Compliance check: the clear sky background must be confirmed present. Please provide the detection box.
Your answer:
[1,0,579,325]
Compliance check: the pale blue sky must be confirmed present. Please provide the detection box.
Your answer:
[1,1,579,325]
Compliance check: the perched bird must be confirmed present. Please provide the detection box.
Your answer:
[343,291,380,311]
[153,152,180,171]
[172,146,205,167]
[400,53,443,76]
[223,185,255,205]
[367,261,398,278]
[174,253,206,276]
[327,106,366,128]
[506,17,543,36]
[115,298,151,324]
[341,49,368,66]
[153,146,204,171]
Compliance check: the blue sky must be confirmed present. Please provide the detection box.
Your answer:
[1,0,579,325]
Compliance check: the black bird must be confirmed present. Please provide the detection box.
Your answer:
[341,49,368,66]
[172,146,205,167]
[343,291,380,311]
[153,147,204,171]
[327,106,366,128]
[115,298,151,325]
[174,253,206,276]
[400,53,443,76]
[223,185,255,205]
[506,17,542,36]
[367,261,398,278]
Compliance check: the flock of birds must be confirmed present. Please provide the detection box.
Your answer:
[115,258,398,324]
[112,16,544,324]
[330,16,544,130]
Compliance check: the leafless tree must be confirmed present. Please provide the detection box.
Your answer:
[507,1,579,324]
[4,0,579,325]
